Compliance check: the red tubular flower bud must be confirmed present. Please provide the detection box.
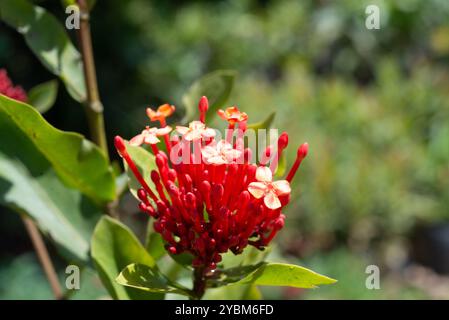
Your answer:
[199,96,209,123]
[297,142,309,159]
[239,120,247,133]
[278,132,289,150]
[137,188,149,205]
[114,136,127,156]
[199,96,209,112]
[286,142,309,182]
[260,145,273,166]
[270,132,289,172]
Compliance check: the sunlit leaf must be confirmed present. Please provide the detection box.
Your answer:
[208,262,337,289]
[116,263,192,297]
[91,216,163,300]
[0,94,115,203]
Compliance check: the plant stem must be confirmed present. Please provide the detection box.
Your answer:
[22,216,63,300]
[192,266,206,299]
[76,0,109,160]
[76,0,119,218]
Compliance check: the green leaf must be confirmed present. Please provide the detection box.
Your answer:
[0,252,60,299]
[0,94,115,203]
[116,263,192,297]
[182,70,236,123]
[247,111,276,131]
[145,222,166,261]
[28,80,59,114]
[91,216,164,300]
[0,96,108,262]
[275,153,287,177]
[0,0,86,102]
[209,262,337,289]
[123,143,157,199]
[203,284,262,300]
[169,252,195,269]
[219,245,269,269]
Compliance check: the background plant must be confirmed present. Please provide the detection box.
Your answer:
[1,0,449,299]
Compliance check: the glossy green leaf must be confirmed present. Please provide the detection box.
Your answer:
[123,143,157,199]
[182,70,236,123]
[116,263,191,297]
[0,96,107,262]
[0,0,86,102]
[203,284,262,300]
[145,222,166,261]
[247,111,276,131]
[91,216,163,300]
[209,262,337,289]
[28,80,58,114]
[0,94,115,203]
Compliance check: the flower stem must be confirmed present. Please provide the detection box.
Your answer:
[22,215,63,300]
[192,266,206,299]
[76,0,109,160]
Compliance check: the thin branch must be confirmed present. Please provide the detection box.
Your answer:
[22,216,63,300]
[76,0,109,160]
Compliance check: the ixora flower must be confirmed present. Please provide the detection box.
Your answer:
[201,140,242,165]
[0,69,27,102]
[114,96,308,273]
[129,126,172,146]
[217,106,248,125]
[175,120,216,141]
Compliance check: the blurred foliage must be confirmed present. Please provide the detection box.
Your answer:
[1,0,449,299]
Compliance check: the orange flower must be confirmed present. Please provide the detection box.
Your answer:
[217,106,248,124]
[129,126,172,146]
[248,166,291,210]
[146,104,175,122]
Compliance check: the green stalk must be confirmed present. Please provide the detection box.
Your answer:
[76,0,109,160]
[192,266,206,299]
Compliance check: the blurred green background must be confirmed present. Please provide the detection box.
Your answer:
[1,0,449,299]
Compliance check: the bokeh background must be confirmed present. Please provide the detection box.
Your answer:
[1,0,449,299]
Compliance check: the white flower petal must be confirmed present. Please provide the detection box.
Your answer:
[256,166,272,182]
[156,126,172,135]
[129,134,144,146]
[248,182,267,199]
[201,146,218,159]
[144,134,160,145]
[202,128,216,138]
[176,126,189,135]
[272,180,291,196]
[264,191,281,210]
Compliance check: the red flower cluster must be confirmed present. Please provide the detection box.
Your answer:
[114,97,308,271]
[0,69,27,102]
